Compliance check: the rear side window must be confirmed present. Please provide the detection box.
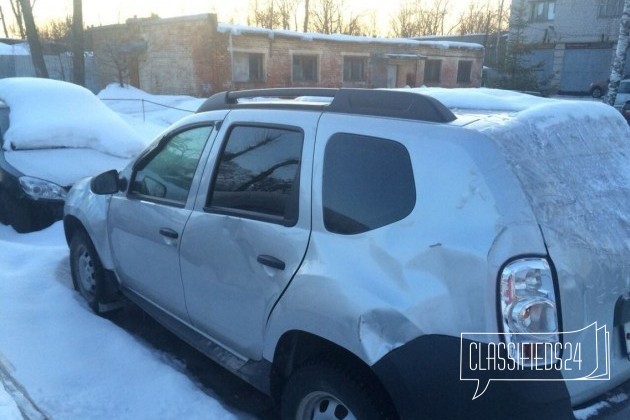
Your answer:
[207,125,303,226]
[323,134,415,235]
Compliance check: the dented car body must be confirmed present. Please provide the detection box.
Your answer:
[64,89,630,419]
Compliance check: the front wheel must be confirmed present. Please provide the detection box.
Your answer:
[281,361,396,420]
[70,230,109,314]
[591,87,603,98]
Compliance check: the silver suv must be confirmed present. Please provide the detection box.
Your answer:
[64,88,630,419]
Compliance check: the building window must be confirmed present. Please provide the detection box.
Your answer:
[424,59,441,83]
[598,0,624,17]
[233,52,264,82]
[343,56,367,82]
[530,1,555,22]
[457,60,472,84]
[292,55,318,82]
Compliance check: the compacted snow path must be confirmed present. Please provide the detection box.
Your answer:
[0,223,243,419]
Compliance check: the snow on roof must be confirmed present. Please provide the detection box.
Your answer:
[217,23,483,50]
[0,77,145,158]
[0,42,29,56]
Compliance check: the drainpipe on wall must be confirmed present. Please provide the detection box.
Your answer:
[229,30,234,89]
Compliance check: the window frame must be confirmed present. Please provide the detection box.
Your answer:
[529,1,556,22]
[205,123,305,227]
[457,60,473,84]
[292,54,319,83]
[424,59,442,83]
[598,0,624,18]
[232,51,266,83]
[343,56,368,82]
[128,123,214,208]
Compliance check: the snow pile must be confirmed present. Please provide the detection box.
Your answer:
[0,42,29,56]
[217,23,483,50]
[406,86,555,111]
[98,83,203,141]
[0,223,243,419]
[0,78,145,157]
[0,382,22,420]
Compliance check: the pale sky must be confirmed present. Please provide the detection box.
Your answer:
[1,0,490,35]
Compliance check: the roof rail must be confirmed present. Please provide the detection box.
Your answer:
[196,88,456,123]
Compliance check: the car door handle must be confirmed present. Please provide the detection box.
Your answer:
[159,228,179,239]
[257,255,285,271]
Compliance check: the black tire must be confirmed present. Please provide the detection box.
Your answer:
[0,188,9,225]
[591,87,603,99]
[0,191,34,233]
[281,360,396,420]
[70,230,108,314]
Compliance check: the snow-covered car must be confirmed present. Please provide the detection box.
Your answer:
[0,78,145,233]
[64,88,630,419]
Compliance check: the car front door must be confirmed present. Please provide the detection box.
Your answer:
[179,110,317,360]
[108,124,214,321]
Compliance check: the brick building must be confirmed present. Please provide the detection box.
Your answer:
[89,13,484,97]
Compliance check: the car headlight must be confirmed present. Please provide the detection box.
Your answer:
[499,258,559,366]
[19,176,67,201]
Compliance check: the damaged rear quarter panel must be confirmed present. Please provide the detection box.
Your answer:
[263,117,546,365]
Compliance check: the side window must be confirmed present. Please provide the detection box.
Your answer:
[207,125,303,226]
[323,134,415,235]
[130,125,213,205]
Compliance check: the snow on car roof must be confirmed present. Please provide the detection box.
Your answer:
[0,77,145,158]
[412,87,630,261]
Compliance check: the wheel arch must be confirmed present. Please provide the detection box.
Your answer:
[269,329,399,418]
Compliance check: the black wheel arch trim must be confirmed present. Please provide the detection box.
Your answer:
[371,334,573,420]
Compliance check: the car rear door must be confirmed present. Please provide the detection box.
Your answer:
[179,109,318,360]
[108,124,215,321]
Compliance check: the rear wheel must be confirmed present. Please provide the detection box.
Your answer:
[591,86,603,98]
[70,230,108,314]
[0,188,9,225]
[281,360,395,420]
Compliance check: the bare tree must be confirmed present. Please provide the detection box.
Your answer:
[390,0,450,38]
[607,0,630,106]
[0,6,10,37]
[19,0,48,78]
[248,0,280,29]
[452,1,498,35]
[310,0,343,34]
[303,0,309,32]
[340,12,367,36]
[72,0,85,86]
[9,0,25,38]
[391,1,421,38]
[496,0,507,64]
[38,16,72,43]
[277,0,300,30]
[421,0,450,35]
[99,41,145,87]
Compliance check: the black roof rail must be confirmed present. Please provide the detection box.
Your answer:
[196,88,456,123]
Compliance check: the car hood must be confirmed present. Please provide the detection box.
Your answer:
[3,148,133,187]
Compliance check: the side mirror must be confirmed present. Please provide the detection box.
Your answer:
[91,169,124,195]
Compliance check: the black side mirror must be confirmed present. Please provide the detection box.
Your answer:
[91,169,123,195]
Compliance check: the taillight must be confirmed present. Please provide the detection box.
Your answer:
[499,258,559,366]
